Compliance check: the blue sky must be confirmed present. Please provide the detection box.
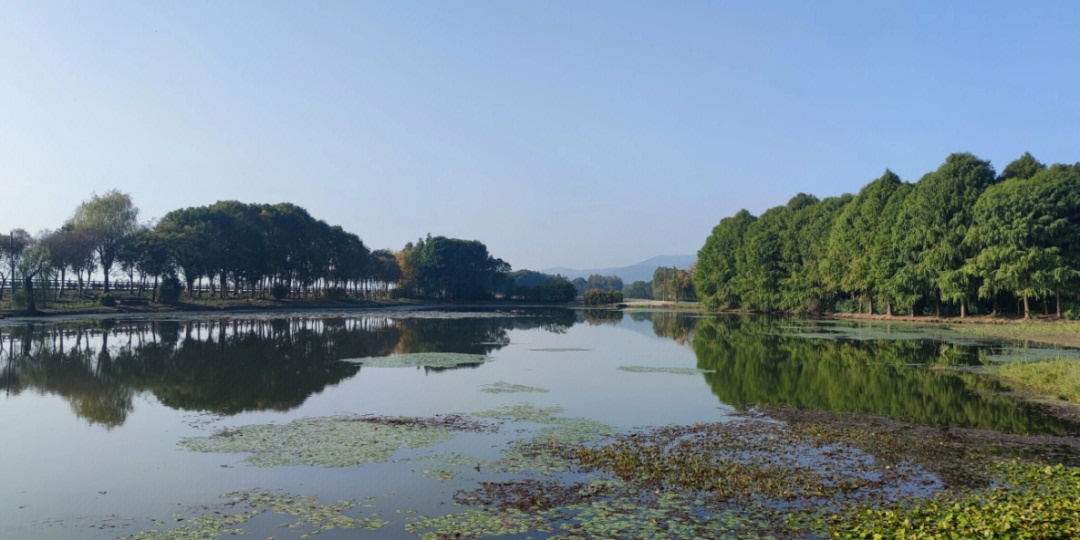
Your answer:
[2,1,1078,270]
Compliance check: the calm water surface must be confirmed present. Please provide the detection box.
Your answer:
[1,307,1076,539]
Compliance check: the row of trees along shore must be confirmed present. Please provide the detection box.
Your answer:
[1,190,574,311]
[694,153,1080,319]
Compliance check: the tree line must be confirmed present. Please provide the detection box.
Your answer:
[693,153,1080,318]
[2,191,572,311]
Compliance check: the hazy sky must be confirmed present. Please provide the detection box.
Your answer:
[2,1,1079,270]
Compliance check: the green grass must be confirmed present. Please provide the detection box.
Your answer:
[952,321,1080,347]
[992,358,1080,403]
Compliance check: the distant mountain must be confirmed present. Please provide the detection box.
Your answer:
[542,255,696,284]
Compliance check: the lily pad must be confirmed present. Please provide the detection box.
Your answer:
[617,365,714,375]
[178,415,478,467]
[343,352,490,369]
[479,381,549,394]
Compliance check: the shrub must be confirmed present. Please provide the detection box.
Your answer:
[157,276,183,304]
[270,283,290,300]
[584,288,623,306]
[98,293,116,307]
[1064,302,1080,321]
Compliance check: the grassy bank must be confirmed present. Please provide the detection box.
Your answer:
[950,320,1080,348]
[990,358,1080,404]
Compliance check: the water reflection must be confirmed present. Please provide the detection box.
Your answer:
[1,309,1075,435]
[691,316,1078,435]
[0,310,577,427]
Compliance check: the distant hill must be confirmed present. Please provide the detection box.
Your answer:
[542,255,695,284]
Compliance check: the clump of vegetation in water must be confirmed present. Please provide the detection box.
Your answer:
[472,403,564,422]
[416,452,483,481]
[479,381,548,394]
[991,358,1080,403]
[120,489,385,539]
[178,414,485,467]
[471,403,612,474]
[824,461,1080,538]
[617,365,714,375]
[417,478,762,539]
[343,352,489,369]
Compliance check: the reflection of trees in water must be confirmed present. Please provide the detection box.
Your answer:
[627,311,698,344]
[392,308,577,355]
[0,310,580,427]
[580,309,624,326]
[691,316,1078,435]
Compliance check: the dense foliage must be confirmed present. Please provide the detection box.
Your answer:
[395,236,509,300]
[3,194,558,307]
[584,288,623,306]
[695,153,1080,317]
[571,274,623,295]
[621,280,653,299]
[499,270,577,303]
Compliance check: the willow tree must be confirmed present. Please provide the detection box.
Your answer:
[68,191,139,292]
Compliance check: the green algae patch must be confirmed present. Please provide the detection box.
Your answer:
[178,414,484,467]
[120,489,385,539]
[617,365,715,375]
[343,352,490,369]
[479,381,549,394]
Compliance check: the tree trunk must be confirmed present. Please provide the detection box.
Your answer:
[1023,296,1031,319]
[935,296,941,318]
[868,295,874,315]
[1057,294,1063,319]
[153,275,159,303]
[960,300,966,319]
[24,277,35,313]
[886,301,892,317]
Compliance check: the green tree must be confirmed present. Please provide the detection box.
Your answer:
[693,210,755,309]
[965,165,1080,317]
[824,171,904,313]
[899,153,997,317]
[67,190,138,293]
[1,229,32,300]
[998,152,1045,181]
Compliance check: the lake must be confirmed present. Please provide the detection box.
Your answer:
[2,307,1077,539]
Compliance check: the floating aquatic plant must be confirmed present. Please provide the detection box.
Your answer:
[178,414,482,467]
[120,490,385,540]
[617,365,715,375]
[473,403,565,422]
[479,381,549,394]
[342,352,489,369]
[824,461,1080,539]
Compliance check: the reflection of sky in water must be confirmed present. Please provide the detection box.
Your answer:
[0,309,1075,538]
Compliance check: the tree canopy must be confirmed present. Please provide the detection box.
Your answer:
[694,153,1080,317]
